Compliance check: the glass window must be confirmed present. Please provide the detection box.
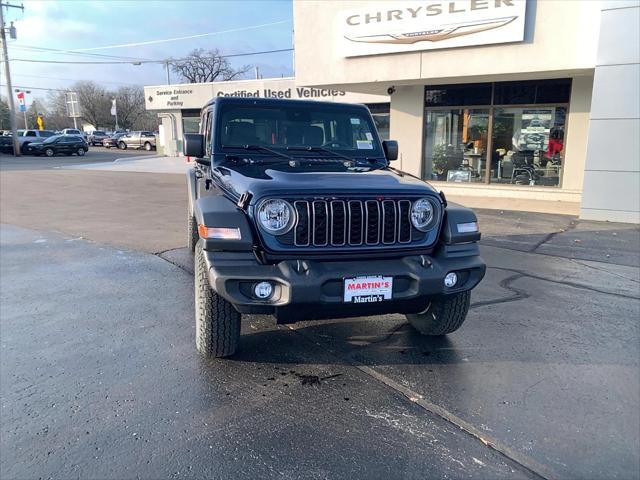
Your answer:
[217,104,382,156]
[424,79,571,187]
[182,117,200,134]
[535,79,572,104]
[494,79,571,105]
[25,130,36,137]
[425,84,492,107]
[490,107,566,186]
[367,103,390,140]
[423,109,490,183]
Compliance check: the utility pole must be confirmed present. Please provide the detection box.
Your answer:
[165,61,171,85]
[0,1,24,157]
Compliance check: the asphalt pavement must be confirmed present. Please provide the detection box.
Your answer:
[1,158,639,479]
[0,147,157,171]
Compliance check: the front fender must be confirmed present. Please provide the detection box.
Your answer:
[440,205,481,244]
[193,194,255,251]
[186,167,197,215]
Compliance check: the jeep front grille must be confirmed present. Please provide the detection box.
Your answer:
[292,199,415,247]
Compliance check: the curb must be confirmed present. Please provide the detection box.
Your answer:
[113,155,163,163]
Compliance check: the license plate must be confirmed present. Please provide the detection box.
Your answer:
[343,275,393,303]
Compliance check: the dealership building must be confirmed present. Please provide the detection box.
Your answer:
[145,0,640,223]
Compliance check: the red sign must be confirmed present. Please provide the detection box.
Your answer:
[16,91,25,112]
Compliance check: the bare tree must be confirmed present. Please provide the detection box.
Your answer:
[42,91,73,130]
[73,81,112,129]
[170,48,250,83]
[0,98,10,130]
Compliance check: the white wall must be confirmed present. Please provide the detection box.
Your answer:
[145,77,388,111]
[389,86,424,177]
[562,75,594,192]
[293,0,601,90]
[580,1,640,223]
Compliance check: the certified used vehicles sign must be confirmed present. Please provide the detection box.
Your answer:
[344,276,393,303]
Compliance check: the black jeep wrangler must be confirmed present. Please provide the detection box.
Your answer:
[185,97,485,358]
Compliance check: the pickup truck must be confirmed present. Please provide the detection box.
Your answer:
[184,97,485,358]
[116,131,156,151]
[17,129,56,150]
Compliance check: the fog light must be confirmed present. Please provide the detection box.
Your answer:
[254,281,273,299]
[444,272,458,288]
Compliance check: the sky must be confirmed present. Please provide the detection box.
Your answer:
[2,0,294,101]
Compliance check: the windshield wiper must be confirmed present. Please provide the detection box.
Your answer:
[285,145,357,163]
[222,144,295,161]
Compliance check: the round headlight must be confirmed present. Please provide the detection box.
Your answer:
[256,199,295,235]
[411,198,435,232]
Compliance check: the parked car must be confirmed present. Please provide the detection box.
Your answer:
[102,132,126,149]
[26,134,89,157]
[15,129,56,151]
[61,128,82,136]
[184,97,486,358]
[0,134,13,154]
[88,130,109,146]
[116,131,156,151]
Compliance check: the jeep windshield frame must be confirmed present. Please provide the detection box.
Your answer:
[215,102,385,160]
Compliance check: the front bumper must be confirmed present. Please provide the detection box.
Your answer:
[204,244,486,322]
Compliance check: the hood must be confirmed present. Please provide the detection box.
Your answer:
[214,165,437,202]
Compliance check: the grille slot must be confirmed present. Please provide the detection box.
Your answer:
[292,198,418,247]
[312,200,329,246]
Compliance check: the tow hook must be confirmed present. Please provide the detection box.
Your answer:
[419,255,432,268]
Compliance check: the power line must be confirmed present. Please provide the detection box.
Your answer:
[71,20,290,52]
[11,72,142,87]
[0,84,67,92]
[10,44,155,62]
[5,47,294,65]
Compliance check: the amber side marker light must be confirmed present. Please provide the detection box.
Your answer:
[198,225,241,240]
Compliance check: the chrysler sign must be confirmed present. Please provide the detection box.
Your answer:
[339,0,526,57]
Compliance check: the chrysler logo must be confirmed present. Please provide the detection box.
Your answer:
[345,15,517,44]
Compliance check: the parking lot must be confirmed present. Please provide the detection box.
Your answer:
[1,156,639,479]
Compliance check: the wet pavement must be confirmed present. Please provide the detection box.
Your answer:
[1,167,639,479]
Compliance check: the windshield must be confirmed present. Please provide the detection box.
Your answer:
[41,130,55,138]
[43,135,62,144]
[94,131,106,135]
[217,104,382,157]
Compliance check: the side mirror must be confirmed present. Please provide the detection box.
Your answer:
[382,140,398,161]
[184,133,205,158]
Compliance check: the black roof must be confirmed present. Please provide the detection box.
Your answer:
[203,96,367,111]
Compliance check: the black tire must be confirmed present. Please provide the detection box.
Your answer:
[144,142,152,151]
[118,141,127,150]
[187,208,198,252]
[194,241,241,358]
[44,148,54,157]
[77,148,85,156]
[406,291,471,336]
